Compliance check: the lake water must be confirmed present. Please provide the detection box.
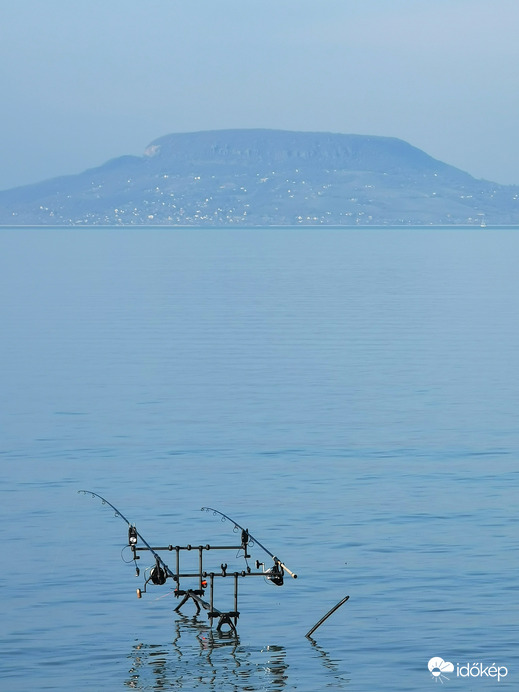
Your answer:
[1,226,518,690]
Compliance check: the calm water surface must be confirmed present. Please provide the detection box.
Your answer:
[1,227,518,690]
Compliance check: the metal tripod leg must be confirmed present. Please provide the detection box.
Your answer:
[174,592,201,615]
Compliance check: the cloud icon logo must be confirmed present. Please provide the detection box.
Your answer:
[428,657,454,680]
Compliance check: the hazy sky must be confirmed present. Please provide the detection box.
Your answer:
[2,0,519,190]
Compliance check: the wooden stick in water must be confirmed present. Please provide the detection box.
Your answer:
[305,595,350,638]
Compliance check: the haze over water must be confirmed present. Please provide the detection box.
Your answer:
[1,227,517,690]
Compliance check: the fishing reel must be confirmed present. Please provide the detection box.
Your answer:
[256,560,284,586]
[150,561,167,585]
[136,558,168,598]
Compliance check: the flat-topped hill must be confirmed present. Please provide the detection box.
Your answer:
[1,129,517,225]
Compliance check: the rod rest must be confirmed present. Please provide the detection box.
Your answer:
[175,589,205,596]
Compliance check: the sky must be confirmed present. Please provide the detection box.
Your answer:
[2,0,519,190]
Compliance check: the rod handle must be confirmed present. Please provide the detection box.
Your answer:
[278,561,297,579]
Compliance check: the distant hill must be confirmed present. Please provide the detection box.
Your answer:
[1,129,518,226]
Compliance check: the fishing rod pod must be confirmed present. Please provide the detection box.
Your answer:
[79,491,297,634]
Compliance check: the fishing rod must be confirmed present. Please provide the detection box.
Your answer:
[78,490,175,587]
[201,506,297,580]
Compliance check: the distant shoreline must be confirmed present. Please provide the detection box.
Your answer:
[2,223,519,230]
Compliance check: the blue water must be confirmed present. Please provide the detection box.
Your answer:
[1,227,518,690]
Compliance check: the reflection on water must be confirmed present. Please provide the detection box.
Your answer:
[261,645,289,690]
[307,637,351,685]
[126,615,290,690]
